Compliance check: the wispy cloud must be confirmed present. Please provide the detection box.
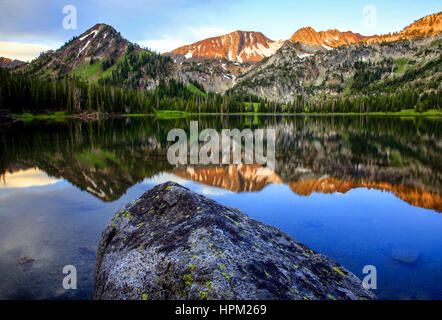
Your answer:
[137,38,188,53]
[199,186,228,196]
[0,41,59,61]
[0,168,61,188]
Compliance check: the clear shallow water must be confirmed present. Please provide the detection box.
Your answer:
[0,116,441,300]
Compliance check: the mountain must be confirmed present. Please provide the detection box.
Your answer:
[8,12,442,101]
[169,30,284,63]
[171,12,441,64]
[0,57,25,69]
[289,27,368,49]
[173,164,283,192]
[289,12,442,48]
[366,11,442,43]
[22,24,129,78]
[173,165,441,212]
[231,12,442,102]
[400,11,442,37]
[232,33,442,102]
[288,178,442,212]
[20,23,173,89]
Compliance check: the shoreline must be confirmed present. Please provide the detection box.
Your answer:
[5,109,442,121]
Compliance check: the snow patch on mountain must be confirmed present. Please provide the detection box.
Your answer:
[78,40,91,57]
[185,49,193,59]
[241,41,284,60]
[80,29,99,42]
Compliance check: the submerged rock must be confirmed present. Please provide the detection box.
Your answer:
[17,256,35,265]
[94,182,376,300]
[392,248,420,265]
[17,256,35,272]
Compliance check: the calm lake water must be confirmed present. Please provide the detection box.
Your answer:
[0,115,441,300]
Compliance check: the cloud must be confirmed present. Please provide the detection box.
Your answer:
[142,173,191,185]
[0,168,61,188]
[199,187,228,196]
[0,41,58,61]
[137,38,188,53]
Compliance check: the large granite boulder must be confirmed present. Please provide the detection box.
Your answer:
[94,182,376,300]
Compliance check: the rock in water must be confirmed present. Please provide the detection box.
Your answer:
[94,182,376,300]
[391,248,420,265]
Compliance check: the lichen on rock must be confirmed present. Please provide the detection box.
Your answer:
[94,182,376,300]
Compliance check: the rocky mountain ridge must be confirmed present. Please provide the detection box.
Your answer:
[288,12,442,49]
[289,27,368,49]
[0,57,25,69]
[232,34,441,102]
[20,24,130,78]
[170,30,284,63]
[365,11,442,44]
[168,11,441,95]
[170,12,441,62]
[16,23,173,90]
[4,11,441,100]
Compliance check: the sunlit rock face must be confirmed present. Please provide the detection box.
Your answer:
[172,164,442,212]
[289,12,442,48]
[170,30,284,62]
[288,178,442,212]
[289,27,368,48]
[365,12,442,43]
[171,12,442,64]
[173,164,283,192]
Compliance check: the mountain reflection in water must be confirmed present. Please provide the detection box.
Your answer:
[1,116,440,211]
[0,115,441,300]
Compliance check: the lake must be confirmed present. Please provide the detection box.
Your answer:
[0,115,441,300]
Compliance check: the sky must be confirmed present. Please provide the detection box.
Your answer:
[0,0,440,61]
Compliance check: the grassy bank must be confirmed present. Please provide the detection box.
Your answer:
[153,109,442,118]
[7,108,442,121]
[9,111,68,121]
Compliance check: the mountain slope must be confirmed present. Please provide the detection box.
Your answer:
[23,24,129,78]
[0,57,25,69]
[170,30,284,62]
[401,11,442,37]
[232,34,442,102]
[20,24,173,89]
